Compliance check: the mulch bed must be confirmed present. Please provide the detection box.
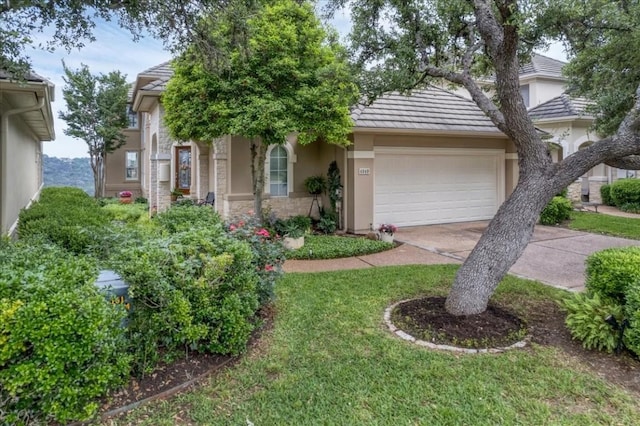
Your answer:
[392,296,640,395]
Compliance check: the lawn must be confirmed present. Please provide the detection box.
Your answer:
[107,265,640,425]
[569,211,640,239]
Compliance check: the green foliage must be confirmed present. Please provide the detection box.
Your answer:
[585,247,640,304]
[275,215,311,239]
[135,196,148,204]
[288,235,392,260]
[316,209,338,234]
[59,62,129,197]
[563,292,623,353]
[539,196,572,225]
[610,179,640,207]
[18,187,111,256]
[103,202,148,224]
[304,175,327,195]
[623,281,640,357]
[600,184,613,206]
[227,214,286,304]
[619,202,640,214]
[0,242,130,424]
[154,204,221,234]
[113,226,260,374]
[327,161,343,211]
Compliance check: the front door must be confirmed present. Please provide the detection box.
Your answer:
[175,147,191,195]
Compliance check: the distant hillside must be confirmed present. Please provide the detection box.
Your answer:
[43,155,94,196]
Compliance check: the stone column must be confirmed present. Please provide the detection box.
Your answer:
[213,137,229,218]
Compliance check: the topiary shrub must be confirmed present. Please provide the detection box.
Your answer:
[539,196,572,225]
[600,184,613,206]
[563,292,623,353]
[585,246,640,304]
[0,242,130,424]
[610,178,640,207]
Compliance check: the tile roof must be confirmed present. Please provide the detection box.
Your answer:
[351,86,501,133]
[528,94,593,120]
[519,53,566,78]
[137,61,173,92]
[0,69,51,83]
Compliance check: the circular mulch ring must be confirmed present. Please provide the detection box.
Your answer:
[384,296,529,353]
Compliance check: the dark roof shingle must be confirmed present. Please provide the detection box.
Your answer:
[528,94,593,120]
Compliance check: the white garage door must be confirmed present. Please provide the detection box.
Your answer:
[374,148,505,227]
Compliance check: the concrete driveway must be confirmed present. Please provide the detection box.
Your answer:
[396,221,640,291]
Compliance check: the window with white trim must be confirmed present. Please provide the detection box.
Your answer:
[269,145,288,196]
[125,151,139,180]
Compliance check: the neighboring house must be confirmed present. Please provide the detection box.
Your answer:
[105,86,142,198]
[0,70,55,237]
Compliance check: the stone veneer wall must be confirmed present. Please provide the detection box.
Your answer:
[224,196,319,220]
[567,180,605,204]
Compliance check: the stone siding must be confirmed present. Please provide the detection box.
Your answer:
[225,196,317,220]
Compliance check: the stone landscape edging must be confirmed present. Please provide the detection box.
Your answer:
[384,298,529,354]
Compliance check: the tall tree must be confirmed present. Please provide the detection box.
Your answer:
[59,63,128,198]
[329,0,640,315]
[163,0,358,218]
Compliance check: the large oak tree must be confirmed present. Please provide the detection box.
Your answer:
[331,0,640,315]
[163,0,358,218]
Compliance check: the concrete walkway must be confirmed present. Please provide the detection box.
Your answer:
[284,217,640,292]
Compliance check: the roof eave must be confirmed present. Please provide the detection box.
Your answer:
[351,126,507,138]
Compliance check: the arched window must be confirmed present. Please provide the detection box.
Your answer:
[269,145,289,196]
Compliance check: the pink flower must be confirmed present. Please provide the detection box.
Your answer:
[265,264,274,272]
[256,228,270,237]
[229,224,237,231]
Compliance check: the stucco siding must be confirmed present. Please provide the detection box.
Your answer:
[105,128,142,198]
[3,114,42,234]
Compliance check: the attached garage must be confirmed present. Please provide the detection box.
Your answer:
[374,147,505,227]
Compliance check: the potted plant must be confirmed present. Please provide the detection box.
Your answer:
[119,190,133,204]
[304,175,327,195]
[377,223,397,243]
[277,215,310,250]
[170,188,182,202]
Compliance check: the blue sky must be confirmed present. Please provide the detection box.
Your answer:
[32,9,565,158]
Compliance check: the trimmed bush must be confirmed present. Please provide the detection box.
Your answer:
[154,204,221,233]
[600,184,613,206]
[585,246,640,304]
[563,293,623,353]
[113,225,263,374]
[18,187,110,256]
[623,281,640,357]
[539,196,572,225]
[619,202,640,214]
[610,178,640,207]
[0,243,130,424]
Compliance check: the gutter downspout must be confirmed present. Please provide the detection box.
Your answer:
[0,97,46,235]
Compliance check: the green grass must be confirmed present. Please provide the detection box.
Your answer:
[287,234,393,259]
[569,211,640,239]
[108,266,640,425]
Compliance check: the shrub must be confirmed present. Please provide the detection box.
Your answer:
[18,187,110,256]
[539,196,572,225]
[227,214,286,304]
[154,204,220,233]
[563,293,623,353]
[274,215,312,238]
[623,282,640,357]
[610,178,640,207]
[317,209,338,234]
[619,202,640,214]
[600,184,613,206]
[0,243,130,424]
[585,246,640,304]
[288,235,393,260]
[103,202,148,224]
[113,226,262,374]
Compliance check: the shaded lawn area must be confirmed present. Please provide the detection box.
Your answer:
[109,265,640,425]
[569,211,640,240]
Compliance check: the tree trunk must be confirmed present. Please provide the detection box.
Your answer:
[445,176,555,316]
[250,138,268,220]
[89,153,100,198]
[96,154,105,198]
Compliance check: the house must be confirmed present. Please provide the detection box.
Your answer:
[106,53,620,233]
[0,70,55,236]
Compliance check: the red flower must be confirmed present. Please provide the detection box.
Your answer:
[256,228,270,237]
[265,264,274,272]
[229,224,237,231]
